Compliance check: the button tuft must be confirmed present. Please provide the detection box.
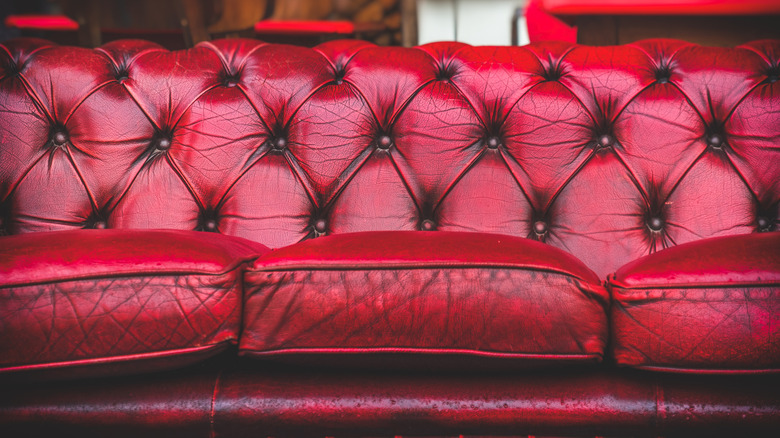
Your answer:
[204,219,218,232]
[598,134,613,148]
[757,216,772,232]
[273,137,287,151]
[421,219,436,231]
[223,71,240,87]
[52,130,68,146]
[647,217,664,232]
[314,218,327,233]
[542,65,562,81]
[767,66,779,84]
[436,64,455,81]
[94,221,107,229]
[707,133,723,149]
[654,61,673,84]
[486,137,500,149]
[333,68,346,85]
[6,60,19,76]
[533,220,548,235]
[156,137,171,151]
[377,135,393,150]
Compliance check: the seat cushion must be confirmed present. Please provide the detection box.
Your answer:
[609,232,780,373]
[241,231,608,368]
[0,229,269,379]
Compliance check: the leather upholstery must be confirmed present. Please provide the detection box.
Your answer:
[609,232,780,372]
[242,231,608,365]
[0,230,268,378]
[1,35,779,434]
[3,364,779,436]
[1,38,777,279]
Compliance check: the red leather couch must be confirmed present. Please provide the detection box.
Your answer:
[1,37,779,436]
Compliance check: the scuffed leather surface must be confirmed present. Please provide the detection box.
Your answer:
[0,274,241,375]
[243,232,608,363]
[2,362,779,437]
[2,38,778,278]
[609,233,780,372]
[0,230,265,376]
[1,365,220,437]
[214,367,780,437]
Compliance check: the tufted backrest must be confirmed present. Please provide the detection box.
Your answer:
[1,38,778,278]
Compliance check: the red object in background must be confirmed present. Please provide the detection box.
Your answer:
[254,20,356,35]
[4,15,79,31]
[541,0,780,15]
[526,0,577,43]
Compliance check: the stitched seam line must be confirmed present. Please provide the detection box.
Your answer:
[210,368,223,438]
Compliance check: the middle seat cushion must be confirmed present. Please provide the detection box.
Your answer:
[241,231,609,366]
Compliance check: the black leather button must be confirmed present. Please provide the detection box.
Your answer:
[654,62,672,84]
[533,220,548,235]
[757,216,771,232]
[273,137,287,150]
[436,65,454,81]
[223,72,239,87]
[486,137,500,149]
[707,133,723,149]
[377,135,393,150]
[314,218,327,233]
[6,61,19,76]
[598,134,613,148]
[543,66,561,81]
[421,219,436,231]
[156,137,171,151]
[52,130,68,146]
[768,67,779,83]
[647,217,664,232]
[334,69,346,85]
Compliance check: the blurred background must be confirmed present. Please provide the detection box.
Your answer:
[0,0,531,48]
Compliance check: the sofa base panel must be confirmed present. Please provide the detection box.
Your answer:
[2,358,779,437]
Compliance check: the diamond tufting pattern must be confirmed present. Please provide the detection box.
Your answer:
[1,38,778,278]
